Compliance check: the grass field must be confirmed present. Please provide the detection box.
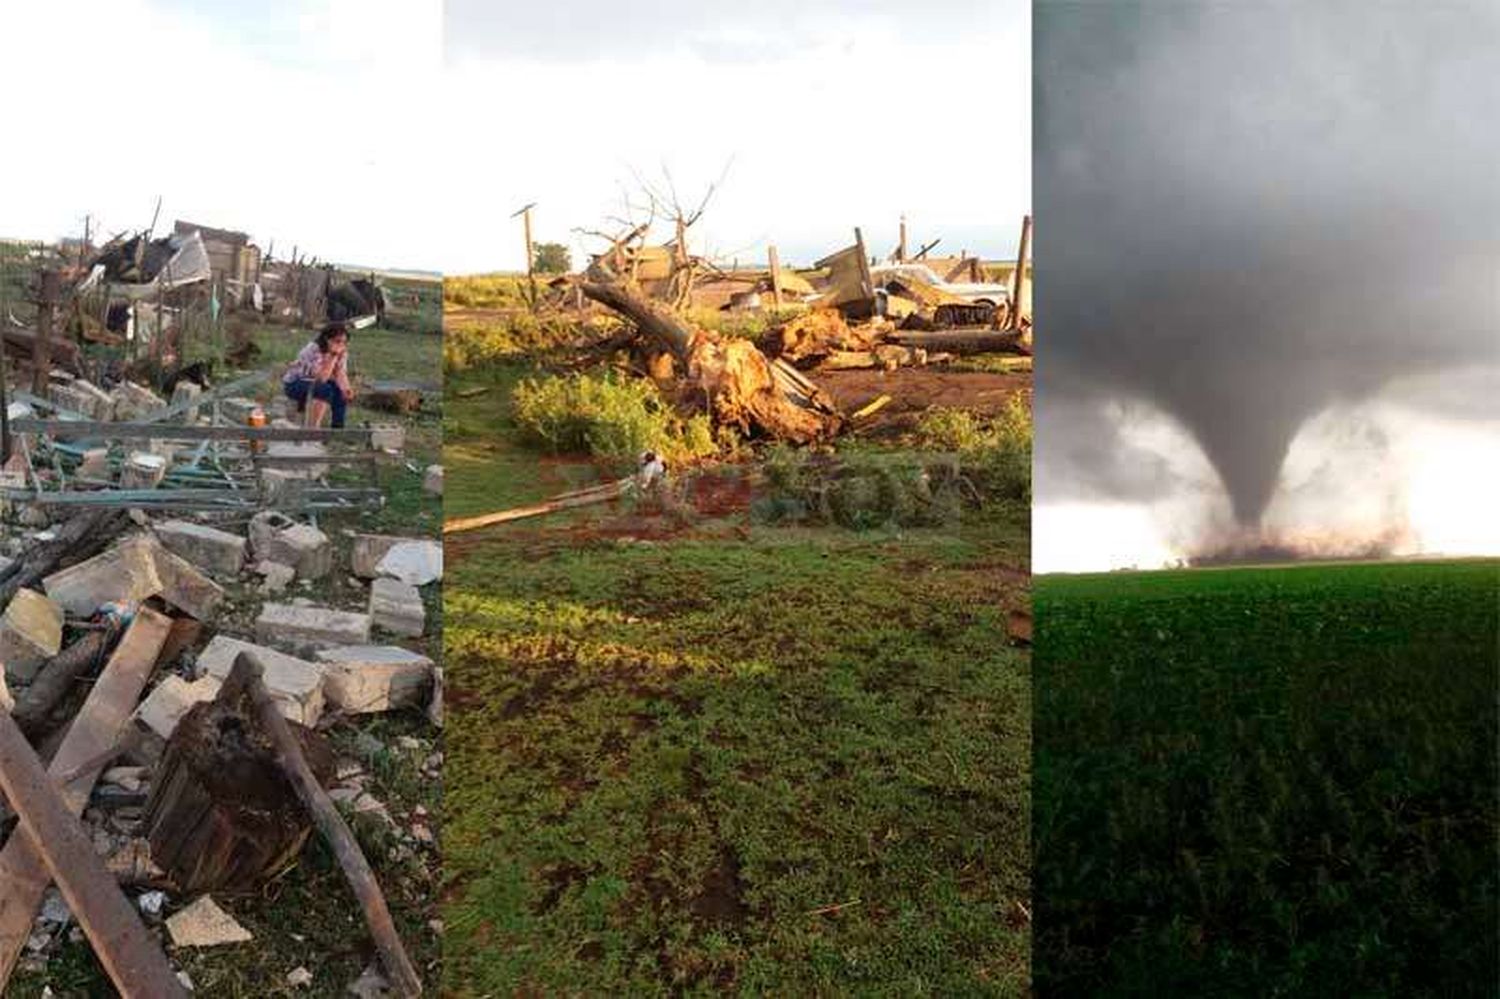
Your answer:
[441,309,1033,993]
[1033,559,1500,996]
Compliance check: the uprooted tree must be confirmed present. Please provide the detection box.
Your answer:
[578,237,842,445]
[572,175,843,445]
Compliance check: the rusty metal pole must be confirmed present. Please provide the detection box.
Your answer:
[31,268,59,396]
[0,711,188,999]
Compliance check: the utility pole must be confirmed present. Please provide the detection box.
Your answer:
[32,269,59,396]
[767,244,783,311]
[897,214,908,262]
[510,202,537,311]
[1009,214,1032,331]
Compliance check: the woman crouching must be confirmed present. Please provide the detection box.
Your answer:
[282,323,355,427]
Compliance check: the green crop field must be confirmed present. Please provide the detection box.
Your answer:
[1033,559,1499,996]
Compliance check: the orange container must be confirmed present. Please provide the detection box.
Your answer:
[248,405,267,453]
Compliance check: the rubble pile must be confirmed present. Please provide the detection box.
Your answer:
[0,499,440,993]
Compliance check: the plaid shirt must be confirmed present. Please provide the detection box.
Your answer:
[283,340,346,385]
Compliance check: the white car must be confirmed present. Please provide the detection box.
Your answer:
[869,263,1011,307]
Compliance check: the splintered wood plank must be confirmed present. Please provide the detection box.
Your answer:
[0,712,186,998]
[0,607,172,987]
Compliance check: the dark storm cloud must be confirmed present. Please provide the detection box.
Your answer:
[444,0,1004,63]
[1034,1,1499,525]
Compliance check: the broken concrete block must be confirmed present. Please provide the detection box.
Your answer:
[154,521,246,579]
[120,452,168,489]
[43,535,163,615]
[134,674,222,740]
[255,603,371,653]
[350,534,413,578]
[166,896,252,948]
[423,464,443,496]
[149,543,225,621]
[221,397,259,425]
[170,381,202,420]
[0,588,63,683]
[369,577,424,638]
[269,523,332,580]
[265,441,328,479]
[313,645,434,714]
[369,424,405,452]
[49,379,114,420]
[375,540,442,587]
[76,446,111,479]
[255,560,295,595]
[195,635,325,726]
[248,513,330,580]
[249,511,298,557]
[110,381,166,421]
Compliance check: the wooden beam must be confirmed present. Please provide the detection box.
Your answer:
[232,653,423,996]
[0,609,173,987]
[0,711,187,999]
[444,480,629,535]
[13,419,376,443]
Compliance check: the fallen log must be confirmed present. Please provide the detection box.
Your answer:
[232,652,423,997]
[0,608,173,988]
[0,711,187,999]
[0,509,130,606]
[886,329,1029,355]
[11,629,113,737]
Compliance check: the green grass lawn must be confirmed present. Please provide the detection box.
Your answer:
[1033,559,1500,996]
[444,511,1031,995]
[442,320,1032,993]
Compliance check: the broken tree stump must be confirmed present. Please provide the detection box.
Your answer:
[142,665,335,894]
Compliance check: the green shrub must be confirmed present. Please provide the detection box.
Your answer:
[443,313,581,372]
[756,448,967,529]
[511,371,718,464]
[914,399,1032,503]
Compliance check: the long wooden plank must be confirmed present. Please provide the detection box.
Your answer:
[444,480,629,535]
[0,608,173,986]
[0,712,187,998]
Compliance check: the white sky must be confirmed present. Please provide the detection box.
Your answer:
[0,1,1029,277]
[437,0,1030,275]
[0,0,444,273]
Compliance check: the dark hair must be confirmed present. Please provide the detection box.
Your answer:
[316,324,349,353]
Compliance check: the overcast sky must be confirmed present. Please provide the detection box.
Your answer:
[1033,0,1498,572]
[0,0,443,273]
[0,1,1027,277]
[438,0,1030,274]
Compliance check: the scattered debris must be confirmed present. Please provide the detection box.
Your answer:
[164,896,252,948]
